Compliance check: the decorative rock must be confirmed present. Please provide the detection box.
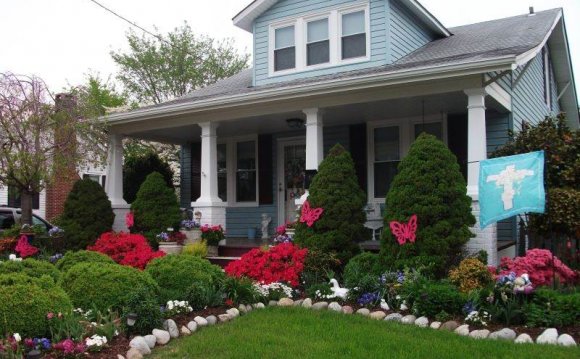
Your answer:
[152,329,170,345]
[126,348,143,359]
[180,326,191,336]
[536,328,558,345]
[278,298,294,307]
[356,308,370,316]
[342,305,353,314]
[328,302,342,312]
[454,324,470,336]
[515,334,533,344]
[186,321,198,333]
[268,300,278,307]
[401,315,416,324]
[302,298,313,308]
[385,313,403,322]
[194,316,208,327]
[469,329,490,340]
[370,311,386,320]
[238,304,247,314]
[293,299,303,307]
[439,321,459,331]
[312,302,329,310]
[117,355,126,359]
[218,314,232,322]
[429,321,441,329]
[143,335,157,349]
[414,316,429,328]
[227,308,240,318]
[129,336,151,355]
[489,328,517,341]
[557,334,576,347]
[163,319,179,338]
[255,302,265,309]
[206,315,217,326]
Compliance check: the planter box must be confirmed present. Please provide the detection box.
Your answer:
[159,242,183,255]
[207,245,218,257]
[182,229,202,245]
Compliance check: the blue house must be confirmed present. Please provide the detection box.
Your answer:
[104,0,578,265]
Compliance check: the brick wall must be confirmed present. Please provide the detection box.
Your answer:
[465,199,498,266]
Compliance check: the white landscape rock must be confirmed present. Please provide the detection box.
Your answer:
[163,319,179,338]
[401,315,416,324]
[454,324,470,336]
[328,302,342,312]
[152,329,171,345]
[129,336,151,355]
[218,314,232,322]
[206,315,217,325]
[302,298,313,308]
[342,306,353,314]
[255,302,265,309]
[186,321,198,333]
[278,298,294,307]
[429,321,441,329]
[194,316,208,327]
[117,355,126,359]
[227,308,240,318]
[385,313,403,322]
[557,334,577,347]
[268,300,278,306]
[489,328,517,341]
[312,302,329,310]
[293,299,303,307]
[469,329,490,340]
[536,328,558,345]
[514,334,533,344]
[238,304,247,314]
[414,317,429,328]
[126,348,143,359]
[356,308,370,316]
[370,311,386,320]
[143,335,157,349]
[180,326,191,335]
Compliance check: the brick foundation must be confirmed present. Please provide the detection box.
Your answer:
[465,199,498,266]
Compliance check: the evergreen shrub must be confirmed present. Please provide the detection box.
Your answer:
[124,152,174,204]
[343,252,383,290]
[55,250,115,273]
[411,282,466,317]
[122,286,163,335]
[0,258,61,282]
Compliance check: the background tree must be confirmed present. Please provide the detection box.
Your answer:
[123,151,174,203]
[68,73,129,117]
[381,133,475,277]
[0,73,107,224]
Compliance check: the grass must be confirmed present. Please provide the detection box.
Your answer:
[150,307,579,359]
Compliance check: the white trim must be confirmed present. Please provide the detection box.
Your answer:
[223,135,260,208]
[276,137,306,226]
[515,10,562,66]
[485,82,512,111]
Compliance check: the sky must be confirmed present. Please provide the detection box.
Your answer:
[1,0,579,98]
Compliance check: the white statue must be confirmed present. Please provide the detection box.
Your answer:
[329,279,349,300]
[261,214,271,239]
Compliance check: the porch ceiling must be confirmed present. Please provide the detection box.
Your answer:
[125,90,508,144]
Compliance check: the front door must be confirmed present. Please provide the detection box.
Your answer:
[277,138,306,226]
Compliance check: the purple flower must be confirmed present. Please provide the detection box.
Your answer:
[357,292,380,306]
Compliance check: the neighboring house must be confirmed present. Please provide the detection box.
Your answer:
[103,0,578,265]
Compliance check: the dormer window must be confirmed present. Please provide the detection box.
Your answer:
[274,25,296,71]
[307,18,330,66]
[341,10,366,60]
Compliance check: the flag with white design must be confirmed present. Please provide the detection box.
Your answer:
[479,151,545,228]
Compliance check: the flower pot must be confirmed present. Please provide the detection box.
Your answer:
[182,229,202,245]
[159,242,183,255]
[207,245,219,257]
[286,228,295,237]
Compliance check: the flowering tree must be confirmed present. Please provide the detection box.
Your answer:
[0,72,108,224]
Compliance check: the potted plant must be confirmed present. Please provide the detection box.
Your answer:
[157,229,185,255]
[200,224,224,257]
[180,218,201,244]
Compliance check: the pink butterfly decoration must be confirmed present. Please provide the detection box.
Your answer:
[125,212,134,228]
[389,214,418,245]
[300,200,324,227]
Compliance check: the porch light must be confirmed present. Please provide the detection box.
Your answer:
[286,118,305,129]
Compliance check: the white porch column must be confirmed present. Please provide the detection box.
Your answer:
[303,108,324,170]
[105,133,130,232]
[193,122,226,229]
[464,88,498,265]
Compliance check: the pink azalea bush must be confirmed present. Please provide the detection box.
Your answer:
[497,249,577,286]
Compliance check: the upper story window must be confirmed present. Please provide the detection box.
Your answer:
[274,25,296,71]
[269,3,369,76]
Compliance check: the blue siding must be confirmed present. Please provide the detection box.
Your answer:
[324,125,350,154]
[487,70,512,95]
[550,62,561,113]
[389,0,437,62]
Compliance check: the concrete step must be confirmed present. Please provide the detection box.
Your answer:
[207,256,240,268]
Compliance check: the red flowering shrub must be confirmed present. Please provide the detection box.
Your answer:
[498,249,577,286]
[88,232,165,270]
[224,243,307,287]
[15,235,38,258]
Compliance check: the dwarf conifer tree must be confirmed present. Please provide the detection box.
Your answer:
[381,133,475,277]
[293,144,366,264]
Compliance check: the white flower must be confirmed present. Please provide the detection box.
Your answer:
[13,333,21,342]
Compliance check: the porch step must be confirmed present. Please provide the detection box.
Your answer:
[219,238,264,257]
[359,240,381,253]
[207,256,240,268]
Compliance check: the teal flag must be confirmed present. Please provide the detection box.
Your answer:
[479,151,545,228]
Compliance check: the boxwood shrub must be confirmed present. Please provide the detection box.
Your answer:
[55,250,116,273]
[410,281,466,317]
[145,254,225,303]
[61,262,159,312]
[0,258,61,282]
[525,289,580,327]
[343,252,383,289]
[0,274,72,338]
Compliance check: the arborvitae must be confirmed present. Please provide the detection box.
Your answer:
[293,144,366,264]
[123,152,174,204]
[60,177,115,250]
[381,133,475,277]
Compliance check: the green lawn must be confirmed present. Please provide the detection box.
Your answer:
[150,307,579,359]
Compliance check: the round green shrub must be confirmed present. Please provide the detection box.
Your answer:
[131,172,181,238]
[122,286,163,335]
[343,252,383,289]
[0,258,61,282]
[145,254,225,303]
[61,262,159,312]
[381,133,475,277]
[410,282,466,317]
[0,277,72,338]
[60,178,115,250]
[124,151,174,204]
[294,144,366,264]
[55,250,115,273]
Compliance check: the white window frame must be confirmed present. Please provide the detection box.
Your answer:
[542,47,552,110]
[82,173,106,187]
[367,114,448,203]
[218,135,260,207]
[268,1,370,77]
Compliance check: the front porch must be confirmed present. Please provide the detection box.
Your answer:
[105,76,514,265]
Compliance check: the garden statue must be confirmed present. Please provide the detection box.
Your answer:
[261,214,271,239]
[329,279,349,300]
[194,211,202,226]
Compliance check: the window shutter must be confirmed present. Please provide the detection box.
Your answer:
[349,123,367,196]
[191,142,201,203]
[258,134,273,205]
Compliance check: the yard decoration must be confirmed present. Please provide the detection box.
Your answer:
[299,200,324,227]
[125,211,134,228]
[390,214,418,245]
[293,144,366,263]
[14,235,38,258]
[382,133,475,277]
